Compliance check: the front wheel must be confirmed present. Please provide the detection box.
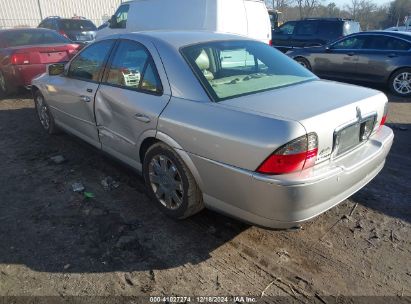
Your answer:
[294,57,312,71]
[389,68,411,97]
[143,142,204,219]
[34,91,58,134]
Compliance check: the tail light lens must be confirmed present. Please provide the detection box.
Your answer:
[269,39,273,46]
[256,133,318,175]
[380,103,388,126]
[11,53,30,65]
[59,30,69,38]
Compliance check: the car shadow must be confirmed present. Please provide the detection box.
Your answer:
[0,104,249,274]
[351,122,411,224]
[0,93,409,275]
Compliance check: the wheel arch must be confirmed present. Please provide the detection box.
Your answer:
[387,66,411,84]
[139,131,205,191]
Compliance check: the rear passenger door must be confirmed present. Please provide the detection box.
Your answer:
[95,39,171,169]
[356,35,411,82]
[292,21,319,47]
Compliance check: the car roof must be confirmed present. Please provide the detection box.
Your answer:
[121,30,253,48]
[354,30,411,41]
[0,27,55,34]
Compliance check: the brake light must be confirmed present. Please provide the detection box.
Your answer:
[380,103,388,126]
[269,39,273,46]
[256,133,318,175]
[11,53,30,65]
[59,30,68,38]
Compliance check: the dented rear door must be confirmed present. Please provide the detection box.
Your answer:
[95,39,171,169]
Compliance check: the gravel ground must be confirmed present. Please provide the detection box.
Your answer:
[0,88,410,302]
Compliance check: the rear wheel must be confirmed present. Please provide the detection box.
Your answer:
[294,57,312,71]
[34,91,58,134]
[389,68,411,97]
[143,142,204,219]
[0,70,9,97]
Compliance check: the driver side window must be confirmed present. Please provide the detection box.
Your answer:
[277,22,296,35]
[110,4,130,29]
[68,40,114,82]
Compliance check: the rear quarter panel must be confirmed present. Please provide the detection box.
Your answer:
[157,96,306,171]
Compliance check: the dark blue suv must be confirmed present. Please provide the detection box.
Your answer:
[272,18,361,53]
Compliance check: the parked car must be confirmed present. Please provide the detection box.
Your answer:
[0,28,80,96]
[287,31,411,97]
[32,31,393,229]
[272,18,361,52]
[38,16,97,45]
[96,0,271,44]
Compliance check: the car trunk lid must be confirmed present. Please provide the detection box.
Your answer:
[9,44,79,64]
[220,79,388,164]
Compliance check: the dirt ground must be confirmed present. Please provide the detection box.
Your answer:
[0,86,410,303]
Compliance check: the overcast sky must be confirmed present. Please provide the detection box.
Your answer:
[327,0,392,7]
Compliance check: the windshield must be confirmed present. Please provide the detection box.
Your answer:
[1,29,72,47]
[60,19,97,31]
[181,40,316,101]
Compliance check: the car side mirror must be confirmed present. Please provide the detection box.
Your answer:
[325,46,332,52]
[48,63,65,76]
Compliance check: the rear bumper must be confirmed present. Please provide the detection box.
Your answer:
[10,64,47,87]
[196,126,394,229]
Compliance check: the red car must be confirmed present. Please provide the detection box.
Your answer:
[0,28,80,96]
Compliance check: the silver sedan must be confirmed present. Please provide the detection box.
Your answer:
[31,31,394,229]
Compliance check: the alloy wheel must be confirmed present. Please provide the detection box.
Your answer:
[148,154,184,210]
[35,94,50,130]
[393,72,411,95]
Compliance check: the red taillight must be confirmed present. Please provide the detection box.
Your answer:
[59,30,69,38]
[269,39,273,46]
[11,53,30,65]
[380,103,388,126]
[256,133,318,175]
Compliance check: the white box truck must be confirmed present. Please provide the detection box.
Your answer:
[96,0,272,44]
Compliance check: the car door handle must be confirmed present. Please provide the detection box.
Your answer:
[134,113,151,123]
[346,52,355,56]
[388,53,397,58]
[79,95,91,102]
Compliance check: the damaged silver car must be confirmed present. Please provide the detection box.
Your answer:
[32,31,394,228]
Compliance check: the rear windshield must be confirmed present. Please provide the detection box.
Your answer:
[181,40,316,101]
[60,20,97,31]
[1,30,71,47]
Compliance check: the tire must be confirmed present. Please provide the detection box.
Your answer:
[34,90,58,134]
[0,70,9,97]
[143,142,204,219]
[295,57,312,71]
[389,68,411,97]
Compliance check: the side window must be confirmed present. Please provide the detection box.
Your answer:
[68,40,114,82]
[105,40,162,94]
[386,37,411,51]
[295,22,318,36]
[332,36,367,50]
[111,4,130,29]
[277,22,296,35]
[220,49,256,69]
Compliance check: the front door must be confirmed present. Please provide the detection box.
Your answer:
[45,39,115,147]
[314,35,367,80]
